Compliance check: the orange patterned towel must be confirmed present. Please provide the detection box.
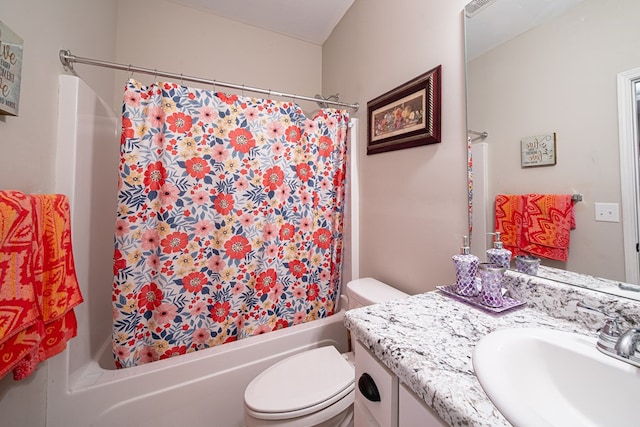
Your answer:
[494,194,528,257]
[521,194,575,262]
[0,191,83,380]
[495,193,575,262]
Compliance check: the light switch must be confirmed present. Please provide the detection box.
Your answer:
[594,203,620,222]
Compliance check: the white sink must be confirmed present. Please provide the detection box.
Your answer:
[473,328,640,427]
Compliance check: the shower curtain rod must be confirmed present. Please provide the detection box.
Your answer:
[58,49,360,111]
[468,129,488,142]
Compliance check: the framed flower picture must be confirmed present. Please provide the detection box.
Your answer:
[367,65,441,155]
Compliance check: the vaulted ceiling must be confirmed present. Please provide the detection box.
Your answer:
[166,0,355,45]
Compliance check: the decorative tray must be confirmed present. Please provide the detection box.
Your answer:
[436,284,526,314]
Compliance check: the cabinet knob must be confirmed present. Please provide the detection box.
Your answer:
[358,373,381,402]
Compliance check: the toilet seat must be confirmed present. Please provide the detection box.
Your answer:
[244,346,355,420]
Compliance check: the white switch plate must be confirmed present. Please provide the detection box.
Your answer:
[594,202,620,222]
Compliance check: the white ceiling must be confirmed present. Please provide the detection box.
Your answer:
[166,0,355,45]
[166,1,584,52]
[465,0,584,60]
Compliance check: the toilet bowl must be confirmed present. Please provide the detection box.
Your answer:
[243,278,408,427]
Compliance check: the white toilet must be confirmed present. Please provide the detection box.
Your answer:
[243,278,408,427]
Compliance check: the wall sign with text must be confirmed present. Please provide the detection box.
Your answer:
[521,133,556,167]
[0,21,23,116]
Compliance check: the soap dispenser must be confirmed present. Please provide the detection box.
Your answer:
[486,232,512,269]
[452,236,479,297]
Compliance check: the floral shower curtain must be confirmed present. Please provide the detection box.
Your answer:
[112,79,349,368]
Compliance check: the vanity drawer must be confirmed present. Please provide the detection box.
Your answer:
[354,340,398,427]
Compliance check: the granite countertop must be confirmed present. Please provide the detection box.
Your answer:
[344,290,593,426]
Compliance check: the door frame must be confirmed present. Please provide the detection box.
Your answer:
[618,66,640,284]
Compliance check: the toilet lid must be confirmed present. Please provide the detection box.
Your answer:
[244,346,355,417]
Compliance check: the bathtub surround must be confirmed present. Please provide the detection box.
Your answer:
[41,77,358,426]
[345,270,640,425]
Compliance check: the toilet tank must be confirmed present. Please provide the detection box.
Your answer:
[346,277,408,310]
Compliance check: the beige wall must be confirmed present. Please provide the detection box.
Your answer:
[0,1,118,424]
[0,2,325,424]
[0,0,118,194]
[467,0,640,281]
[113,0,323,113]
[0,0,473,423]
[323,0,470,295]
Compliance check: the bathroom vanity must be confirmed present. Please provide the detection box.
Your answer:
[345,271,640,426]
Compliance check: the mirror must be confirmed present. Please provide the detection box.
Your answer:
[464,0,640,300]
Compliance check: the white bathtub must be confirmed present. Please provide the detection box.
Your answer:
[48,305,348,427]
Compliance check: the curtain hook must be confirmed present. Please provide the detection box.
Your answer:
[180,73,184,86]
[212,79,217,93]
[291,94,296,105]
[154,69,158,81]
[127,64,133,79]
[241,84,245,97]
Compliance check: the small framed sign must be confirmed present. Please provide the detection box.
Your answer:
[521,133,556,167]
[0,21,23,116]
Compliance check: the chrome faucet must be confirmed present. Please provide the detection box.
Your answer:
[576,302,620,352]
[615,328,640,359]
[577,302,640,368]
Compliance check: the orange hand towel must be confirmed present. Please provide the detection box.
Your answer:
[521,194,575,262]
[0,191,83,380]
[494,194,527,258]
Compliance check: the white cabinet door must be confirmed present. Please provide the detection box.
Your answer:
[354,341,398,427]
[398,383,448,427]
